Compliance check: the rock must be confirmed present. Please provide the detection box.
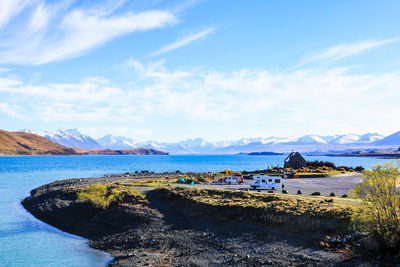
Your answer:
[297,190,302,195]
[330,193,335,197]
[324,198,333,203]
[311,192,320,196]
[358,237,381,252]
[342,194,348,198]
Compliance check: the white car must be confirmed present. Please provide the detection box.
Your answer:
[225,174,244,184]
[251,176,283,190]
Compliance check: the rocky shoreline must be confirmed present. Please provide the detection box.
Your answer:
[22,174,380,266]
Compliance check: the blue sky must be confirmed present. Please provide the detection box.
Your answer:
[1,0,400,141]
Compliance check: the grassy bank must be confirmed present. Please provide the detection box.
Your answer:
[157,186,354,232]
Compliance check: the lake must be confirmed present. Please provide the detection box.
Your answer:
[0,155,393,266]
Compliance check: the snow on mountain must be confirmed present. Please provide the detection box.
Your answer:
[331,133,384,144]
[331,134,361,144]
[20,129,102,149]
[19,129,38,134]
[96,135,136,149]
[18,129,390,154]
[298,135,328,144]
[358,133,385,143]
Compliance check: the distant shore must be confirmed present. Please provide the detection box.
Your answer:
[324,151,400,159]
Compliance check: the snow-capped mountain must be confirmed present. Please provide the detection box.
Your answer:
[18,129,392,154]
[330,133,384,144]
[96,135,136,149]
[19,129,101,149]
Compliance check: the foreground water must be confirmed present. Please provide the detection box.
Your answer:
[0,155,393,266]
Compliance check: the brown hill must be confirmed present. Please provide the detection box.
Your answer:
[75,148,169,155]
[0,130,77,155]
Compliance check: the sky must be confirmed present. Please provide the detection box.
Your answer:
[0,0,400,142]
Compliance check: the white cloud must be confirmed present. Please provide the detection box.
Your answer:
[150,27,215,56]
[0,103,25,119]
[296,38,397,68]
[1,59,400,137]
[0,1,176,65]
[0,0,29,29]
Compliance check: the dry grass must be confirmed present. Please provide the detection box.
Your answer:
[163,186,353,219]
[78,183,144,209]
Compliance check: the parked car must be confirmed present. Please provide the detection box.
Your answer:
[225,174,244,184]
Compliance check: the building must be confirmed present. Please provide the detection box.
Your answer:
[284,151,307,169]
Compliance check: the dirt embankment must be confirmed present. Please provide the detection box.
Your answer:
[22,176,374,266]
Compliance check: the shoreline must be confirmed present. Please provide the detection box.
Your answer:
[21,173,381,266]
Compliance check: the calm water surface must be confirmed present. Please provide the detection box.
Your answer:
[0,155,393,266]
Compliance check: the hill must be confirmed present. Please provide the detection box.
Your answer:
[0,130,77,155]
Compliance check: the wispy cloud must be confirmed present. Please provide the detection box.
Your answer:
[2,58,400,137]
[0,1,176,65]
[0,0,29,29]
[295,38,397,68]
[0,103,25,119]
[150,27,215,57]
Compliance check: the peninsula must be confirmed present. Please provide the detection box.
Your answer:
[22,171,391,266]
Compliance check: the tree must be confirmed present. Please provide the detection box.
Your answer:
[350,163,400,249]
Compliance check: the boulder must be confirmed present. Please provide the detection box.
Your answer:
[297,190,302,195]
[330,193,335,197]
[311,192,320,196]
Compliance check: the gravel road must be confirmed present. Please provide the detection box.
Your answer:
[190,174,362,197]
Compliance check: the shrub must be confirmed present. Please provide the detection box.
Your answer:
[350,163,400,250]
[354,166,365,172]
[77,184,128,209]
[307,160,336,169]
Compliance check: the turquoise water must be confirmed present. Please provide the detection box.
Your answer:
[0,155,393,266]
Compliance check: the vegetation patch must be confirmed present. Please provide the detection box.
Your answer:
[157,186,354,232]
[124,173,216,187]
[350,163,400,250]
[78,183,144,209]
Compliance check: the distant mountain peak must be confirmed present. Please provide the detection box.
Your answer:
[20,128,101,149]
[17,128,395,154]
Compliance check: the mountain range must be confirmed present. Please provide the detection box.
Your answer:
[18,129,400,155]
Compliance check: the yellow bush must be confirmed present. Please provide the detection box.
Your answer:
[350,163,400,249]
[77,184,127,209]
